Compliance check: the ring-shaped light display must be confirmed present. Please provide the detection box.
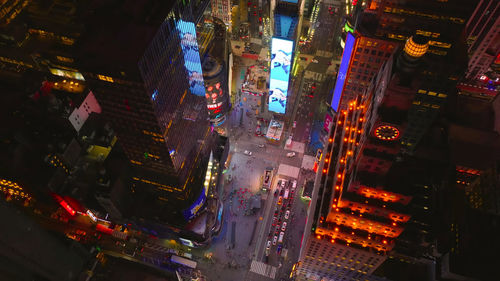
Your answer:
[374,125,400,141]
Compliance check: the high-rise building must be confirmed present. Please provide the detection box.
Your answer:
[211,0,232,25]
[330,0,475,112]
[296,29,466,280]
[75,0,227,230]
[463,0,500,83]
[202,17,232,129]
[0,0,226,243]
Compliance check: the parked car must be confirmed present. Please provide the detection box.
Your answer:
[273,235,278,245]
[278,232,285,243]
[285,210,290,220]
[244,150,253,156]
[286,152,296,157]
[281,222,287,231]
[277,196,283,205]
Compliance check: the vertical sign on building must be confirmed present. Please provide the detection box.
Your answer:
[269,37,294,114]
[323,113,333,133]
[331,32,356,112]
[176,20,205,96]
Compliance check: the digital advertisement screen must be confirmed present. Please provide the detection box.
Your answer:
[183,189,206,220]
[269,37,294,114]
[331,32,356,112]
[205,82,226,117]
[176,20,205,97]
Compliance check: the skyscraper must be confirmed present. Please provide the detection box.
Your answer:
[76,0,222,228]
[296,28,467,280]
[330,0,475,112]
[211,0,232,25]
[463,0,500,82]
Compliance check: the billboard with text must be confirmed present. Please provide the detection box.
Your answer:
[269,38,294,114]
[331,32,356,112]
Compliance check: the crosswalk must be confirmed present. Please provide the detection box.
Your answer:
[249,260,277,279]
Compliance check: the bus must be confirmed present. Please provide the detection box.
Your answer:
[262,169,272,191]
[171,255,197,269]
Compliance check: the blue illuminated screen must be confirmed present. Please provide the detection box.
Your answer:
[183,189,206,220]
[269,38,293,114]
[176,20,205,96]
[331,32,356,112]
[282,0,298,3]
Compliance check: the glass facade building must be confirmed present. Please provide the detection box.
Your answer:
[78,0,218,226]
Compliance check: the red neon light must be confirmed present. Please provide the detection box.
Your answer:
[52,193,76,216]
[60,200,76,216]
[96,224,113,235]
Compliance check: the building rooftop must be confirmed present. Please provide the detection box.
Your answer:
[77,0,175,76]
[448,123,500,170]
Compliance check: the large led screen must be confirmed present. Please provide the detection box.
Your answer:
[183,191,206,220]
[331,32,356,112]
[176,20,205,97]
[205,81,228,121]
[269,38,294,114]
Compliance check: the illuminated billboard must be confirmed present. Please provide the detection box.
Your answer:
[205,82,228,124]
[176,20,205,96]
[183,155,212,220]
[269,37,294,114]
[183,187,206,220]
[331,32,356,112]
[49,68,85,81]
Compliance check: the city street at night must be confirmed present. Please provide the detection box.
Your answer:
[1,1,499,281]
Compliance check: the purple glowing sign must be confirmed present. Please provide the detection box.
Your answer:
[331,32,356,112]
